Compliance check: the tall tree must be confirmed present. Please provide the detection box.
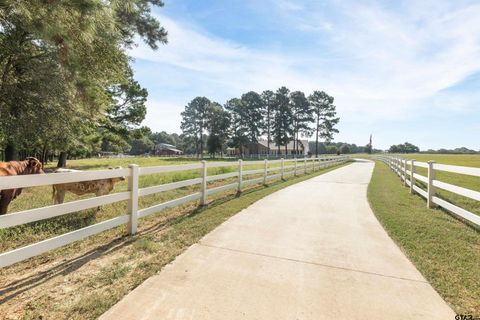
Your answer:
[272,87,293,155]
[0,0,168,162]
[180,97,210,158]
[98,73,149,154]
[150,131,176,145]
[225,98,248,156]
[309,91,339,157]
[261,90,275,154]
[206,102,230,157]
[290,91,314,155]
[365,134,373,154]
[240,91,265,154]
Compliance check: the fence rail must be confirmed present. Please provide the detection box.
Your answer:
[375,156,480,228]
[0,155,348,268]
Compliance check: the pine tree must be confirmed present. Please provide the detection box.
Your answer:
[261,90,275,154]
[225,98,248,156]
[206,102,231,157]
[240,91,265,154]
[308,91,339,157]
[180,97,210,158]
[273,87,293,155]
[290,91,314,155]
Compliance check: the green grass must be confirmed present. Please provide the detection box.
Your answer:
[0,156,286,251]
[385,154,480,217]
[0,159,349,320]
[368,160,480,314]
[397,153,480,167]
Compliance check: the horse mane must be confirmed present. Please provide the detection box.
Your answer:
[0,159,31,176]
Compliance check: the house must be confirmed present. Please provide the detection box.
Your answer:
[227,139,309,156]
[154,143,183,156]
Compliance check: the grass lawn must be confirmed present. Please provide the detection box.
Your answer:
[0,159,349,319]
[1,156,287,251]
[395,153,480,167]
[368,160,480,314]
[384,154,480,217]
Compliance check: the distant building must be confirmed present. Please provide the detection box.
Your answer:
[227,140,309,156]
[154,143,183,156]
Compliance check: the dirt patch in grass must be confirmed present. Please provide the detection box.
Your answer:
[0,163,348,320]
[368,161,480,315]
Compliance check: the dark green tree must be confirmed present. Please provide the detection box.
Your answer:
[272,87,293,155]
[240,91,265,154]
[0,0,168,163]
[308,91,339,157]
[206,102,231,157]
[389,142,419,154]
[130,137,154,155]
[225,98,249,157]
[180,97,210,158]
[150,131,176,145]
[290,91,314,155]
[340,144,350,154]
[261,90,275,154]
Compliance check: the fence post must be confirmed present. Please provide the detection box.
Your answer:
[201,160,207,205]
[403,159,407,187]
[304,158,307,174]
[410,159,415,194]
[238,159,243,192]
[427,161,436,208]
[263,158,268,185]
[294,157,297,176]
[281,158,284,180]
[127,164,139,235]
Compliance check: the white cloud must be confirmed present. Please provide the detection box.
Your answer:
[131,1,480,148]
[142,100,183,133]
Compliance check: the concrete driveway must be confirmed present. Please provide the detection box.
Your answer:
[101,161,454,320]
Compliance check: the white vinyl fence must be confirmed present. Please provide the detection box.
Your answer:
[375,156,480,228]
[0,155,348,268]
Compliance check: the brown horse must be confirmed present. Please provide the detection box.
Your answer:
[0,157,44,214]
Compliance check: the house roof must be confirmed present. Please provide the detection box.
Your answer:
[155,143,183,153]
[156,143,176,148]
[159,147,183,153]
[257,140,308,150]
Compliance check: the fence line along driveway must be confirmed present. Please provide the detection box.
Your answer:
[100,160,454,320]
[0,155,348,269]
[376,156,480,228]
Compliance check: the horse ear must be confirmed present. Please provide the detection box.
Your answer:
[27,157,40,167]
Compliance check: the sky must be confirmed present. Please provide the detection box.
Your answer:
[129,0,480,151]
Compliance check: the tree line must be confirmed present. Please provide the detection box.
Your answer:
[180,88,339,157]
[388,142,420,154]
[0,0,168,165]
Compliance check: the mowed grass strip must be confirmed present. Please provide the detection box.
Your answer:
[398,153,480,168]
[0,161,349,320]
[368,161,480,314]
[389,154,480,217]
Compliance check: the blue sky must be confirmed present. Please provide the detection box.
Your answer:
[130,0,480,150]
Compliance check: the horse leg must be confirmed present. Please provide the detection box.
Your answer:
[0,189,16,215]
[95,190,108,212]
[54,188,66,205]
[14,188,23,199]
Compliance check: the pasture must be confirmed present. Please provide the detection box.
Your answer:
[2,156,285,252]
[388,154,480,217]
[368,160,480,314]
[0,156,346,319]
